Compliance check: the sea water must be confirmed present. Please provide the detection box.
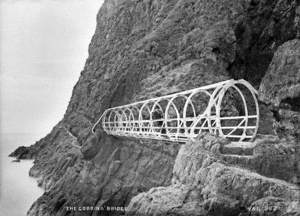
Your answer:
[0,133,43,216]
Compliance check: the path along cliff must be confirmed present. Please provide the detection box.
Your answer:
[10,0,300,215]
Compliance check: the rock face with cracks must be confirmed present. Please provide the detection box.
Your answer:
[127,134,300,216]
[259,39,300,138]
[9,0,300,215]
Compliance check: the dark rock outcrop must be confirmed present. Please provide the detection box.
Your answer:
[9,146,32,159]
[9,0,300,215]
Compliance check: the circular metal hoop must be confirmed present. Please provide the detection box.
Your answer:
[92,79,259,143]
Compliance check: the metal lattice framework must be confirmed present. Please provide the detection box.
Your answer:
[92,79,259,143]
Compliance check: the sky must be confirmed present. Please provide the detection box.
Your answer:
[0,0,104,137]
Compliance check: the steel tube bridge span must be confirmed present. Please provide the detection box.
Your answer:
[92,79,259,143]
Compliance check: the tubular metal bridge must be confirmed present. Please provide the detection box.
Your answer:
[92,79,259,143]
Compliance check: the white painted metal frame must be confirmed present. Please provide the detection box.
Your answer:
[92,79,259,143]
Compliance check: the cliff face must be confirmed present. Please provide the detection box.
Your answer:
[10,0,300,215]
[127,134,300,216]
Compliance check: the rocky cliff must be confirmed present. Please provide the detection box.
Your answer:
[127,134,300,216]
[10,0,300,215]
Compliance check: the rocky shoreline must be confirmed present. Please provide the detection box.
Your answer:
[11,0,300,215]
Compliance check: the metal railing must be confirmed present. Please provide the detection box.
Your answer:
[92,79,259,143]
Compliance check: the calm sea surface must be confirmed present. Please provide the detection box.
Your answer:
[0,133,43,216]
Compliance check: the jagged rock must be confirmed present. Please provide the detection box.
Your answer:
[127,134,300,216]
[229,0,299,85]
[8,0,300,215]
[257,103,277,135]
[80,131,102,160]
[259,39,300,108]
[259,39,300,138]
[9,146,31,159]
[248,196,300,216]
[221,135,299,184]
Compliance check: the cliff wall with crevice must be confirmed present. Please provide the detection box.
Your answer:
[10,0,300,215]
